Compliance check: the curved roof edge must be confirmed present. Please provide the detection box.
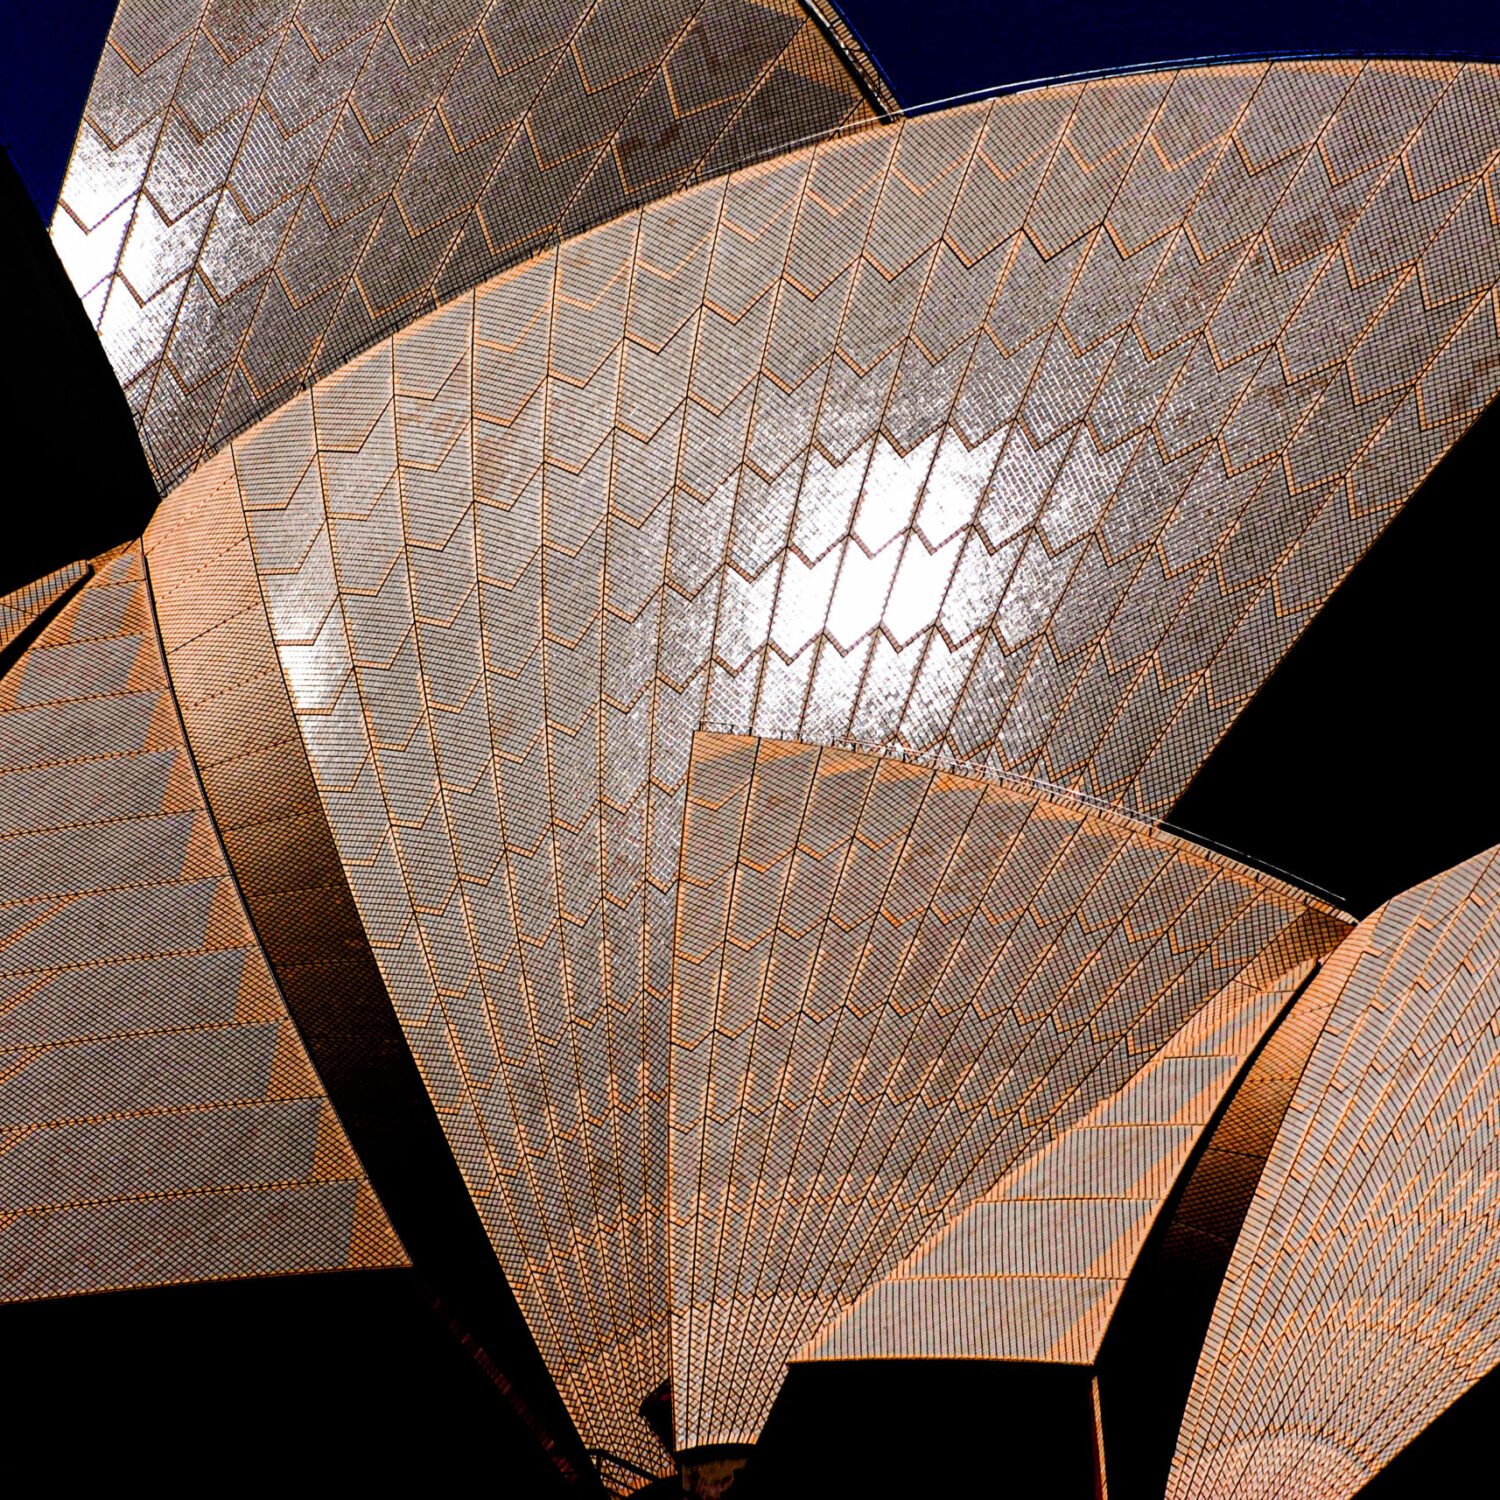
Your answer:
[1168,843,1500,1498]
[799,1,900,116]
[52,0,893,494]
[896,47,1500,116]
[708,721,1352,917]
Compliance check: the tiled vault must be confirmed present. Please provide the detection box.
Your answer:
[130,60,1500,1473]
[53,0,891,490]
[0,549,404,1299]
[670,733,1344,1448]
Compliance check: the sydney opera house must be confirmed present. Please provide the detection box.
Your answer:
[4,3,1500,1494]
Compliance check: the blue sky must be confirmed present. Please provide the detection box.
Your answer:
[842,1,1500,111]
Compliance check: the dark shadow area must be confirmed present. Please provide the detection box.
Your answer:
[1170,395,1500,917]
[740,1358,1101,1496]
[1095,968,1322,1499]
[834,2,1500,110]
[0,143,159,596]
[1355,1358,1500,1497]
[0,1269,575,1490]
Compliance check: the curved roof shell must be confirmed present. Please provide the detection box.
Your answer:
[129,57,1500,1470]
[796,957,1317,1370]
[52,0,890,490]
[669,732,1343,1450]
[1168,843,1500,1499]
[11,31,1500,1485]
[0,548,404,1300]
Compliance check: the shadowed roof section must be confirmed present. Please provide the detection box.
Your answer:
[796,958,1317,1368]
[1168,844,1500,1499]
[52,0,892,492]
[673,733,1345,1449]
[0,548,405,1300]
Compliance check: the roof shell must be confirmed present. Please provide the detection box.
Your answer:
[670,731,1343,1449]
[797,957,1317,1369]
[135,58,1500,1470]
[1169,843,1500,1499]
[53,0,890,490]
[0,548,404,1301]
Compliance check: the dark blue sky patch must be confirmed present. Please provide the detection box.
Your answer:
[0,3,116,219]
[836,1,1500,110]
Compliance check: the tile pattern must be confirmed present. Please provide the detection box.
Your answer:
[145,437,420,1152]
[0,562,92,657]
[1088,936,1360,1500]
[0,548,403,1301]
[138,62,1500,1470]
[799,958,1317,1369]
[1153,923,1363,1283]
[142,460,588,1484]
[1167,846,1500,1500]
[676,733,1344,1447]
[54,0,889,492]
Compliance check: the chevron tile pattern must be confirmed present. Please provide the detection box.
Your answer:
[144,439,421,1142]
[138,449,595,1481]
[0,562,91,656]
[1168,846,1500,1500]
[0,549,404,1301]
[53,0,888,492]
[675,733,1344,1447]
[799,958,1316,1370]
[130,62,1500,1471]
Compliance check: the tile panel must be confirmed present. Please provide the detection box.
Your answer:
[0,549,403,1301]
[55,0,891,490]
[1168,846,1500,1499]
[678,733,1343,1445]
[0,562,92,658]
[143,459,592,1486]
[799,959,1317,1368]
[138,63,1500,1471]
